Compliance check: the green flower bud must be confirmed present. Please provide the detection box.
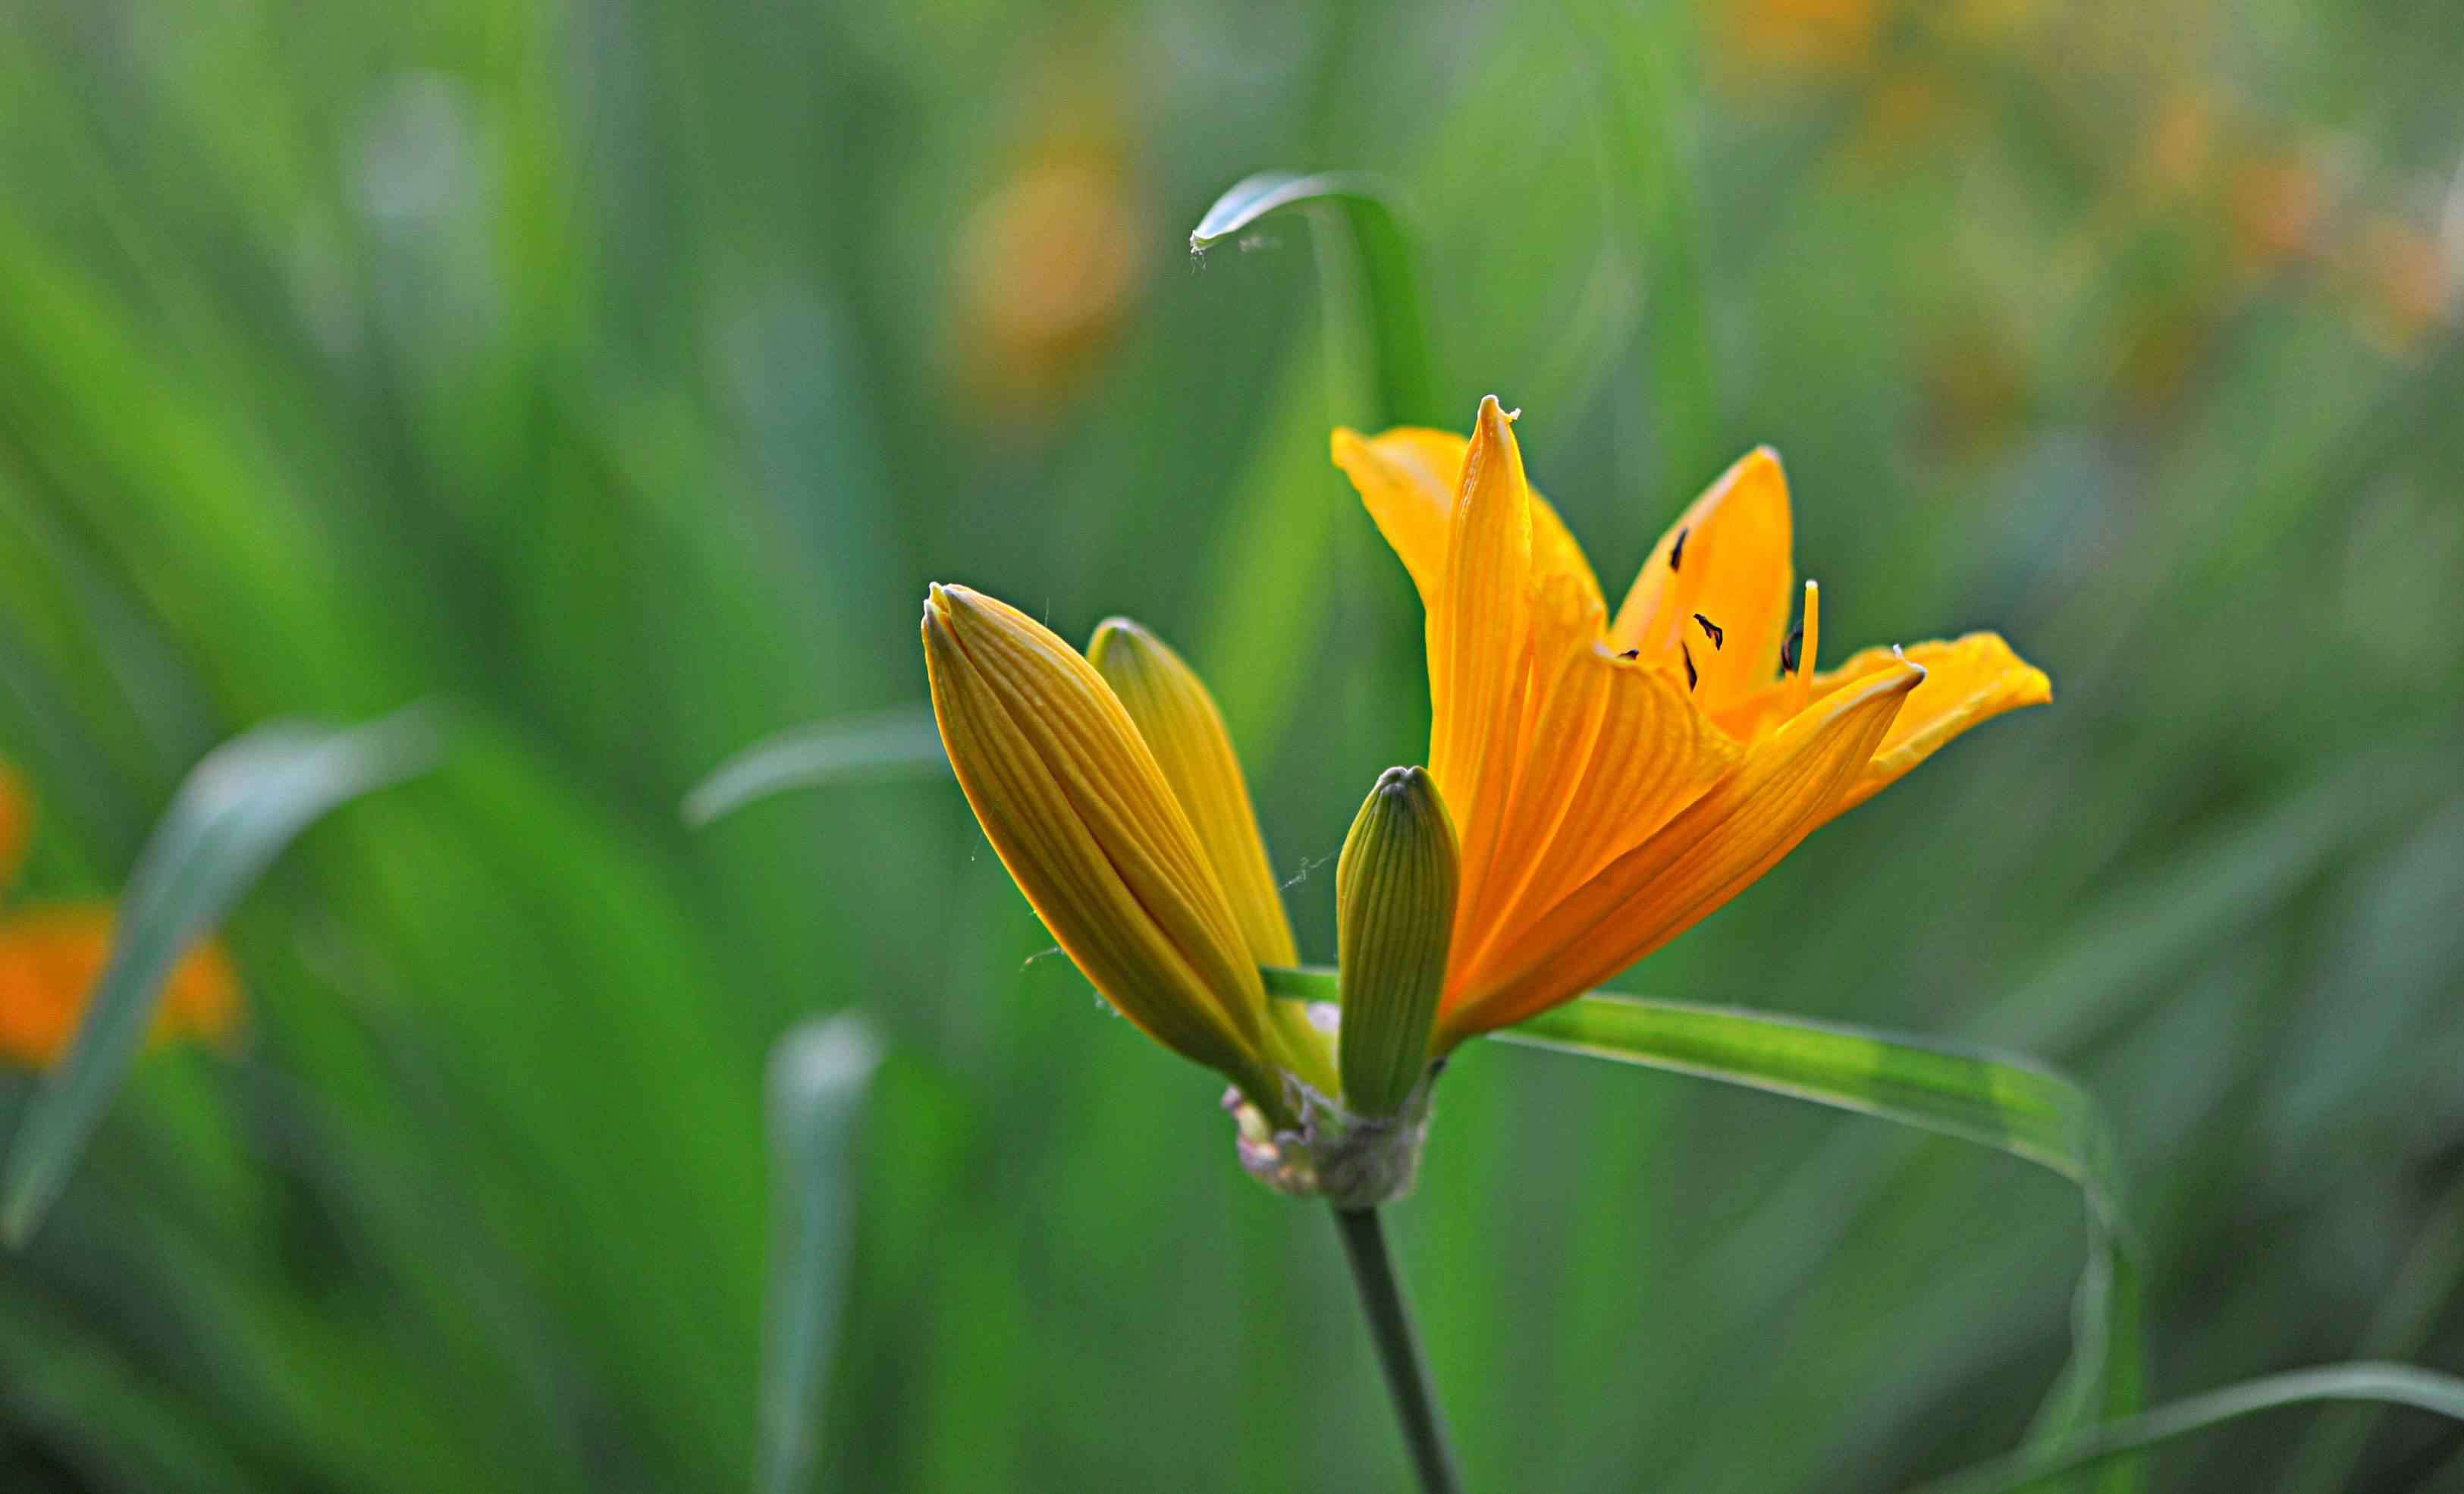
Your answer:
[1336,767,1458,1117]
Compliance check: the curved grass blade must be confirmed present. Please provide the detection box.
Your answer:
[1260,965,2142,1488]
[1502,989,2142,1486]
[756,1015,884,1494]
[683,708,947,828]
[1189,171,1437,426]
[1895,1362,2464,1494]
[0,708,440,1246]
[2281,1179,2464,1493]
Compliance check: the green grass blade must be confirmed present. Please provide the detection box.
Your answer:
[0,708,439,1246]
[1261,965,2142,1486]
[1500,993,2108,1177]
[1895,1362,2464,1494]
[2280,1180,2464,1493]
[756,1015,884,1494]
[1501,989,2144,1484]
[1189,171,1438,426]
[683,708,948,827]
[1559,0,1725,491]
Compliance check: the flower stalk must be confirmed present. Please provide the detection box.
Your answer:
[1333,1206,1463,1494]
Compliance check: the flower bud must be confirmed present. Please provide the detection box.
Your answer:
[1086,617,1297,968]
[921,584,1332,1121]
[1335,767,1458,1117]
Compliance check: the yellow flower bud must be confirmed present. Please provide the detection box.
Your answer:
[921,584,1329,1121]
[1086,617,1297,968]
[1335,767,1458,1117]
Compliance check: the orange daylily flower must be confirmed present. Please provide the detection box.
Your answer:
[0,761,240,1068]
[1333,397,2050,1048]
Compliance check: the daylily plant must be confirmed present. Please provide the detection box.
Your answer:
[0,761,240,1068]
[921,396,2048,1201]
[920,396,2052,1494]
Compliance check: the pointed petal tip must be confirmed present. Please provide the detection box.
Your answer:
[931,583,1007,632]
[1084,614,1172,677]
[1992,642,2055,706]
[1940,632,2054,708]
[1731,445,1790,502]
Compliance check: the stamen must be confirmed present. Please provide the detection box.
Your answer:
[1653,531,1711,658]
[1693,613,1725,650]
[1617,648,1640,661]
[1779,626,1803,675]
[1669,526,1688,572]
[1790,579,1820,715]
[1681,642,1697,691]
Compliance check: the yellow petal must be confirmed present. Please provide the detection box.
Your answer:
[1087,617,1298,968]
[1330,423,1603,622]
[1449,642,1740,1000]
[1606,447,1795,709]
[0,762,30,896]
[1329,427,1466,609]
[1441,658,1922,1042]
[924,589,1253,1066]
[924,586,1326,1110]
[1428,397,1536,918]
[0,905,240,1069]
[1808,632,2052,816]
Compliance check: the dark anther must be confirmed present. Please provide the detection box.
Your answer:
[1693,613,1725,650]
[1681,642,1698,691]
[1618,648,1640,661]
[1780,626,1803,675]
[1670,527,1688,571]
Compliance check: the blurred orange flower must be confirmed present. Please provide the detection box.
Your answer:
[949,57,1149,416]
[0,762,240,1068]
[2347,213,2456,353]
[1722,0,1884,76]
[2227,150,2328,273]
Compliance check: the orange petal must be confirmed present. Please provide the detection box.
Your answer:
[1427,397,1536,917]
[1806,632,2052,817]
[1330,427,1469,609]
[1606,447,1795,710]
[1449,641,1740,1000]
[1330,424,1603,622]
[0,906,240,1069]
[1441,658,1922,1042]
[164,937,242,1042]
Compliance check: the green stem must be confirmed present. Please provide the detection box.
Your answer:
[1332,1207,1463,1494]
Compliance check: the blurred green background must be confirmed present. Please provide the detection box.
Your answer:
[2,0,2461,1489]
